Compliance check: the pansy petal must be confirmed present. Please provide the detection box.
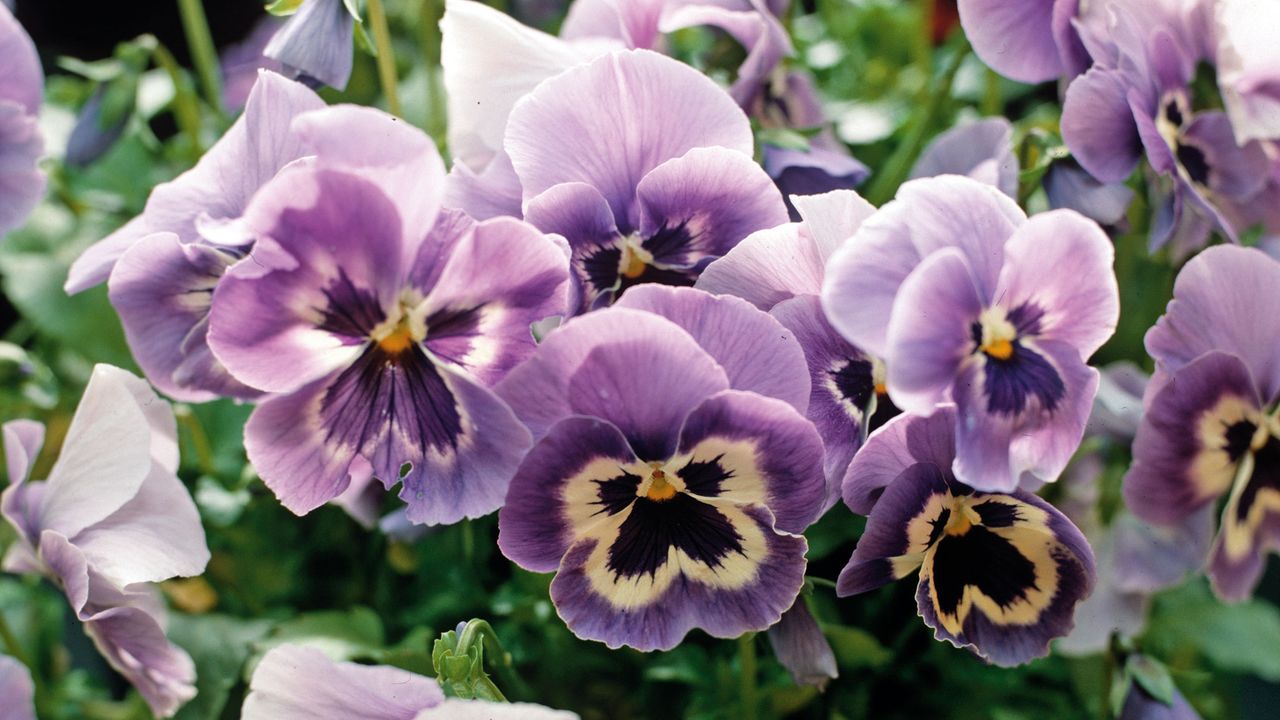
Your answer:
[243,644,444,720]
[264,0,354,89]
[444,152,525,222]
[1062,68,1143,184]
[2,419,43,489]
[1180,111,1271,200]
[658,1,792,106]
[910,118,1019,198]
[416,700,578,720]
[494,308,729,449]
[505,49,754,222]
[560,0,665,48]
[790,189,877,261]
[616,285,809,413]
[0,4,42,114]
[0,104,44,237]
[1111,508,1212,594]
[694,223,823,310]
[551,503,806,651]
[842,410,955,516]
[0,655,35,720]
[1209,467,1280,603]
[65,216,152,294]
[1216,0,1280,145]
[766,601,838,690]
[957,0,1064,84]
[84,605,197,718]
[1043,160,1136,226]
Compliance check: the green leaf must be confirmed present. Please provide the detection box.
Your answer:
[1126,655,1175,706]
[757,127,814,152]
[824,624,891,670]
[1147,581,1280,681]
[169,614,275,720]
[258,607,386,662]
[264,0,305,16]
[343,0,362,20]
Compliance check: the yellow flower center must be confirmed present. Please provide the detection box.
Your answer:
[977,307,1018,361]
[944,499,982,537]
[618,237,654,280]
[377,324,416,354]
[645,468,678,501]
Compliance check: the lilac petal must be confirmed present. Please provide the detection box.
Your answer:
[499,416,642,573]
[1111,509,1212,594]
[790,189,877,261]
[209,169,404,393]
[415,700,579,720]
[1145,245,1280,401]
[1043,160,1136,226]
[0,656,35,720]
[763,146,870,209]
[1126,351,1266,523]
[550,502,807,651]
[1119,683,1201,720]
[1055,531,1149,657]
[1051,0,1090,77]
[2,419,43,490]
[560,0,666,48]
[1062,68,1143,183]
[0,103,44,237]
[494,308,729,448]
[418,216,571,386]
[264,0,354,90]
[407,208,477,296]
[635,146,789,260]
[822,175,1023,357]
[994,209,1119,358]
[109,232,259,402]
[842,410,955,516]
[615,285,810,414]
[910,118,1019,198]
[1089,361,1150,440]
[220,16,286,112]
[0,4,41,114]
[675,389,827,533]
[771,295,871,494]
[441,0,606,171]
[443,152,524,222]
[957,0,1064,84]
[1130,89,1177,176]
[505,49,754,222]
[523,181,620,312]
[243,644,444,720]
[65,216,152,294]
[659,1,792,106]
[766,600,838,690]
[694,223,823,311]
[1181,111,1271,200]
[884,248,984,415]
[1217,0,1280,145]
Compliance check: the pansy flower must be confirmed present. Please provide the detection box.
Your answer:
[956,0,1090,84]
[0,2,44,239]
[496,290,826,650]
[1125,245,1280,601]
[822,175,1119,492]
[264,0,357,90]
[206,105,571,525]
[242,644,578,719]
[2,365,210,717]
[1215,0,1280,145]
[838,408,1096,666]
[909,117,1019,199]
[0,657,35,720]
[698,190,884,492]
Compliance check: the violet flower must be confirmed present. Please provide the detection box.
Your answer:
[1125,245,1280,601]
[205,105,571,526]
[508,49,788,312]
[956,0,1090,84]
[838,408,1096,666]
[495,290,826,650]
[0,656,35,720]
[822,175,1119,493]
[242,644,578,720]
[264,0,356,90]
[0,2,44,239]
[909,117,1019,198]
[1215,0,1280,145]
[697,190,885,494]
[2,365,210,718]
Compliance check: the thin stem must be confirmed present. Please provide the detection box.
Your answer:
[456,619,530,700]
[175,0,224,117]
[175,405,215,476]
[366,0,403,117]
[739,633,759,720]
[148,39,205,159]
[0,612,32,671]
[806,576,840,592]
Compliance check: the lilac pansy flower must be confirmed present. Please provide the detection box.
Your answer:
[0,2,44,239]
[1125,245,1280,602]
[264,0,357,90]
[698,190,886,494]
[205,105,571,526]
[838,408,1096,666]
[910,117,1019,198]
[766,600,838,690]
[495,291,826,650]
[1215,0,1280,145]
[822,175,1119,493]
[2,365,210,718]
[956,0,1090,84]
[1043,158,1136,227]
[242,644,578,720]
[220,15,286,112]
[0,656,35,720]
[508,49,788,312]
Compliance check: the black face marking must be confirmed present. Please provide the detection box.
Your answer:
[973,500,1022,528]
[928,508,952,547]
[1224,419,1259,462]
[642,221,698,267]
[1006,302,1046,336]
[318,269,386,339]
[1236,436,1280,522]
[677,455,734,497]
[606,494,745,579]
[581,244,624,294]
[829,358,876,411]
[592,472,642,517]
[1164,99,1185,128]
[1176,143,1211,186]
[320,342,462,454]
[982,343,1067,416]
[930,524,1039,617]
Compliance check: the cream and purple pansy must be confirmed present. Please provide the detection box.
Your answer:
[496,292,826,650]
[204,105,571,526]
[838,409,1096,666]
[1125,245,1280,601]
[822,175,1119,493]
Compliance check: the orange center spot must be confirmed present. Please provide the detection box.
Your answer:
[944,500,979,537]
[646,469,677,501]
[378,326,415,354]
[874,382,888,396]
[621,250,648,279]
[984,338,1014,361]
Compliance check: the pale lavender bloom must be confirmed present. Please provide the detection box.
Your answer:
[221,15,286,112]
[1043,159,1135,227]
[205,105,571,526]
[264,0,355,90]
[698,190,882,497]
[823,176,1119,493]
[0,656,35,720]
[508,50,787,312]
[242,644,579,720]
[838,408,1096,666]
[2,365,210,718]
[910,117,1019,198]
[496,290,825,650]
[0,2,44,238]
[1215,0,1280,144]
[956,0,1090,84]
[1125,246,1280,601]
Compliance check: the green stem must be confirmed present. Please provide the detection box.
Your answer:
[806,576,840,592]
[175,0,224,117]
[0,611,46,713]
[739,633,759,720]
[366,0,403,117]
[175,405,216,476]
[148,39,205,159]
[457,619,530,701]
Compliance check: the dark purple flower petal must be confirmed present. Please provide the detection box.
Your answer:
[766,601,838,690]
[842,410,955,516]
[264,0,355,90]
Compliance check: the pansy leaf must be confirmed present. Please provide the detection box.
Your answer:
[264,0,305,16]
[170,614,275,720]
[257,607,386,662]
[1126,655,1176,706]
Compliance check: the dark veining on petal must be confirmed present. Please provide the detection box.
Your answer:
[1006,303,1046,337]
[829,358,876,411]
[930,524,1039,617]
[677,454,734,496]
[606,494,745,579]
[423,305,482,367]
[1236,436,1280,522]
[318,269,386,340]
[593,472,642,517]
[642,221,699,267]
[580,245,622,295]
[982,343,1067,416]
